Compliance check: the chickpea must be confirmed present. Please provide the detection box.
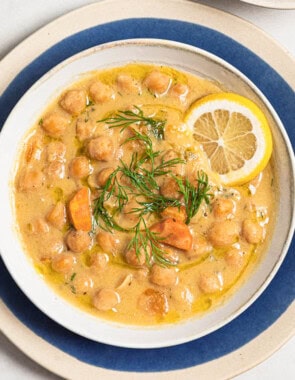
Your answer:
[18,169,44,191]
[213,198,235,219]
[161,206,186,222]
[69,156,91,179]
[96,231,121,254]
[76,118,96,141]
[46,161,65,180]
[51,253,76,274]
[162,248,179,265]
[138,288,168,316]
[125,247,148,267]
[89,81,114,103]
[25,134,43,163]
[72,273,94,294]
[198,272,223,294]
[66,230,92,253]
[46,202,66,230]
[46,141,66,162]
[143,71,171,96]
[41,113,70,138]
[96,167,115,188]
[186,235,212,259]
[116,74,141,94]
[39,239,64,261]
[119,126,145,151]
[160,177,181,199]
[242,219,264,244]
[87,136,114,161]
[59,90,87,115]
[122,198,141,227]
[93,288,120,311]
[90,253,109,271]
[208,221,240,248]
[29,217,49,234]
[169,83,189,101]
[150,264,178,287]
[224,248,244,269]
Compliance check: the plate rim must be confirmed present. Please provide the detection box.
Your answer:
[0,0,294,377]
[240,0,295,9]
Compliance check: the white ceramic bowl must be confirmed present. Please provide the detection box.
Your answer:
[0,39,294,349]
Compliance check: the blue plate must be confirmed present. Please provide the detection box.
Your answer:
[0,18,294,372]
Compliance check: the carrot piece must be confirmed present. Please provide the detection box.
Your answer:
[68,187,92,231]
[150,218,193,251]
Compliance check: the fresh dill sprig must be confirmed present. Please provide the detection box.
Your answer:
[127,217,174,266]
[98,106,166,139]
[174,171,212,224]
[130,194,181,217]
[92,121,212,267]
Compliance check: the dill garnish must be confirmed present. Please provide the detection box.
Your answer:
[92,115,213,266]
[98,106,166,139]
[174,171,212,224]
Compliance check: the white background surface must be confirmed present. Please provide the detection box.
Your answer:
[0,0,294,379]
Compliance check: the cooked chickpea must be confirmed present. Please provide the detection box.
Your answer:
[89,81,114,103]
[87,136,114,161]
[116,74,141,94]
[160,177,181,199]
[46,161,65,179]
[59,90,87,115]
[66,230,92,253]
[96,231,122,254]
[242,219,264,244]
[122,198,141,226]
[90,253,109,271]
[208,221,240,248]
[76,118,96,141]
[93,288,120,311]
[18,169,44,191]
[96,167,115,188]
[169,83,189,100]
[41,113,70,138]
[161,206,186,222]
[72,273,94,294]
[162,248,179,265]
[213,198,235,219]
[46,141,66,162]
[224,248,244,269]
[39,239,64,261]
[186,235,212,259]
[25,134,43,163]
[143,71,171,96]
[51,253,76,274]
[69,156,91,179]
[46,202,66,230]
[198,272,223,294]
[125,247,147,267]
[150,264,178,287]
[138,288,168,316]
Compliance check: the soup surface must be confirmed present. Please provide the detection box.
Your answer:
[14,64,275,325]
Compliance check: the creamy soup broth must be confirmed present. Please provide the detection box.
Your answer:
[14,64,275,325]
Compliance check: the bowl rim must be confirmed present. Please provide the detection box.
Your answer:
[0,38,294,349]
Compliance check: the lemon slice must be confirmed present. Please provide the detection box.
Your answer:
[185,92,273,186]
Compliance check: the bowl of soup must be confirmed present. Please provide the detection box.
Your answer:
[0,39,294,348]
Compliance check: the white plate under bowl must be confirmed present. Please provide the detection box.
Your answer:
[240,0,295,8]
[0,38,294,349]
